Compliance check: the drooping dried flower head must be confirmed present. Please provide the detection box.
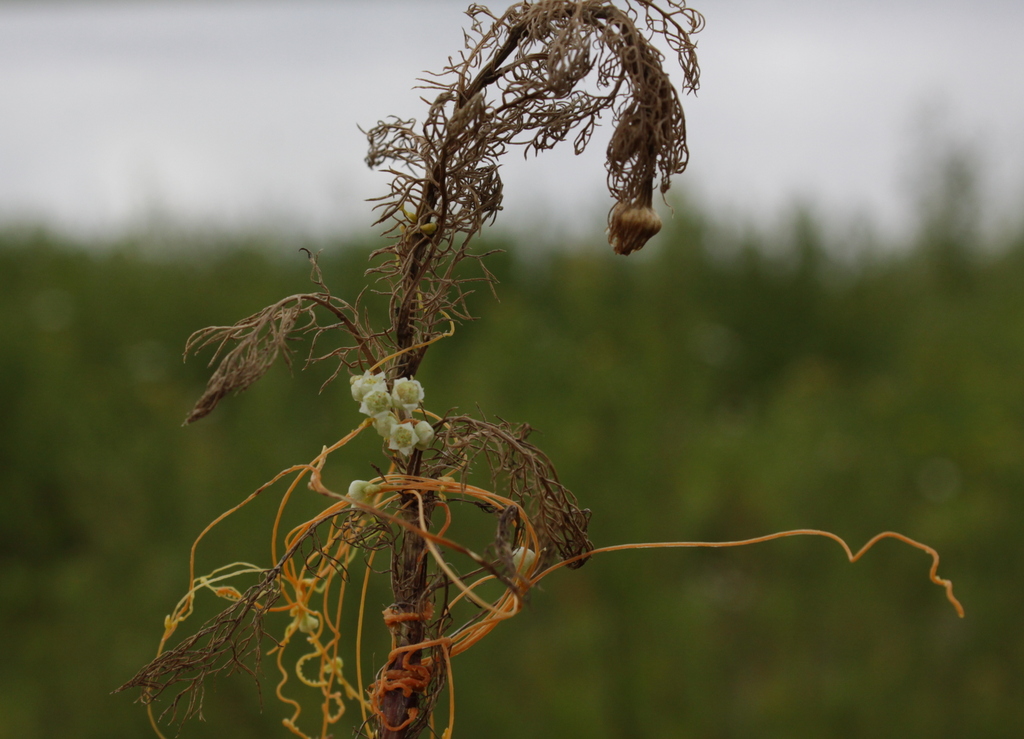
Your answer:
[609,199,663,255]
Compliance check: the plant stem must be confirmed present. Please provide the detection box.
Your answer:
[378,453,437,739]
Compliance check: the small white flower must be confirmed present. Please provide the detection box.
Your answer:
[347,480,381,504]
[325,656,344,675]
[391,377,425,412]
[512,547,537,574]
[298,612,319,634]
[413,420,435,450]
[388,421,419,456]
[350,371,387,402]
[359,388,392,418]
[373,413,397,438]
[289,604,320,635]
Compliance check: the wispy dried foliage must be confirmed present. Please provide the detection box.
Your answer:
[183,252,383,423]
[185,0,702,421]
[119,574,281,722]
[431,415,593,568]
[366,0,703,378]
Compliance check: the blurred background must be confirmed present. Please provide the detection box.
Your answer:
[1,0,1022,737]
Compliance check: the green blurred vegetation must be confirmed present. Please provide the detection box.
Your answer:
[1,191,1022,737]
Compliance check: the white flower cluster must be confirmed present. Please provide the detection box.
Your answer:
[350,371,434,456]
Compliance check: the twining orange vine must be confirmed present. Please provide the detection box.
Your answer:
[132,413,963,739]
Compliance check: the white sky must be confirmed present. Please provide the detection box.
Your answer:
[1,0,1022,243]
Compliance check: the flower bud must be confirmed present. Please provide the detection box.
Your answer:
[325,656,344,675]
[413,420,435,450]
[347,480,381,504]
[512,546,537,574]
[290,605,320,635]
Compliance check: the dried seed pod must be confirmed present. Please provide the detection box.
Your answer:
[608,200,663,255]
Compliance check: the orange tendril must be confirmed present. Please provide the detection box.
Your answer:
[532,528,965,618]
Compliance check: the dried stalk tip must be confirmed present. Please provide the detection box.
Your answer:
[609,201,663,255]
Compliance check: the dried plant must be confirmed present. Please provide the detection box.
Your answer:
[119,3,963,738]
